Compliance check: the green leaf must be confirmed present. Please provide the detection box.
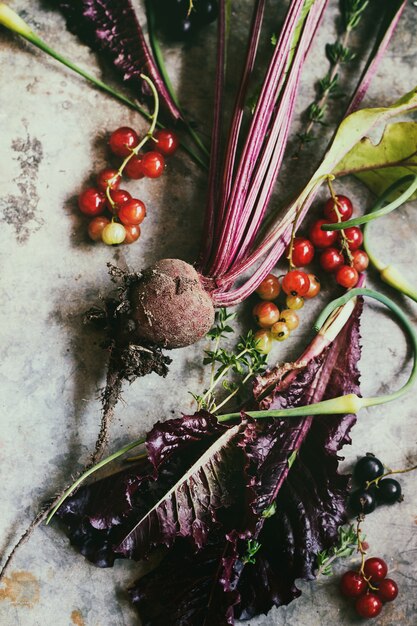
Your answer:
[287,450,298,469]
[333,121,417,199]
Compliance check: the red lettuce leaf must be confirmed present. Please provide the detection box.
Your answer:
[57,301,362,623]
[57,412,256,564]
[52,0,182,123]
[128,300,363,623]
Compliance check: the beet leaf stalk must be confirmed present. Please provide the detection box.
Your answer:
[200,0,408,307]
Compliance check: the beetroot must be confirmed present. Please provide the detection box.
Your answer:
[129,259,215,349]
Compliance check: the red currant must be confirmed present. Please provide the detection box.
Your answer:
[153,129,179,156]
[342,226,363,251]
[88,216,110,241]
[105,188,131,211]
[335,265,359,289]
[141,151,165,178]
[125,155,144,179]
[289,237,315,267]
[118,199,147,226]
[254,329,273,354]
[253,301,280,328]
[352,249,369,273]
[282,270,310,297]
[323,195,353,223]
[101,222,126,245]
[319,247,344,273]
[109,126,139,157]
[279,309,299,330]
[304,274,321,299]
[355,593,383,619]
[271,321,290,341]
[309,219,338,249]
[377,578,398,602]
[340,571,367,598]
[78,187,106,216]
[286,295,304,310]
[255,274,280,300]
[124,223,141,244]
[97,168,121,192]
[363,558,388,583]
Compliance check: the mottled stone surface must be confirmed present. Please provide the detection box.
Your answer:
[0,1,416,625]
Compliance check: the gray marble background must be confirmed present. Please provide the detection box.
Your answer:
[0,1,416,625]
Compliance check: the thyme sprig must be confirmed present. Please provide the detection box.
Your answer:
[192,308,268,412]
[316,524,358,576]
[298,0,369,148]
[242,539,262,565]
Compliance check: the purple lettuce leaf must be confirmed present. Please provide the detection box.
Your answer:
[128,299,363,624]
[52,0,182,122]
[57,300,362,623]
[57,412,257,565]
[129,533,239,626]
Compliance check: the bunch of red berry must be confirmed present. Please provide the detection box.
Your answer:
[251,270,321,353]
[349,454,403,515]
[77,127,179,245]
[310,194,369,288]
[341,557,398,619]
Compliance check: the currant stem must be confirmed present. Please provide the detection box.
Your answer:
[365,463,417,489]
[326,175,353,264]
[105,74,160,211]
[45,437,146,525]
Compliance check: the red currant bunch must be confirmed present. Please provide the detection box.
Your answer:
[77,126,179,245]
[340,557,398,619]
[251,269,321,353]
[311,194,368,289]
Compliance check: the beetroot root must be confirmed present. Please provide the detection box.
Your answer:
[129,259,215,349]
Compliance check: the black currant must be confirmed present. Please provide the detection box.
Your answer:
[353,455,384,484]
[349,487,377,515]
[377,478,402,504]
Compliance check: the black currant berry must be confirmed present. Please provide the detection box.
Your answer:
[353,455,384,484]
[349,487,377,515]
[377,478,402,504]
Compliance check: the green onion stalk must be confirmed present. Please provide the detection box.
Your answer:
[322,174,417,301]
[46,286,417,523]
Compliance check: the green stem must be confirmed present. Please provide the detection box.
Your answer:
[219,288,417,423]
[322,175,417,230]
[214,371,252,412]
[25,32,152,119]
[145,0,210,160]
[45,437,145,524]
[201,347,250,405]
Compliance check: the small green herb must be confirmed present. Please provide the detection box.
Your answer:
[297,0,369,151]
[242,539,262,565]
[194,310,268,412]
[316,524,358,576]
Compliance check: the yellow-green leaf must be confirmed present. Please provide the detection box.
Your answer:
[333,121,417,199]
